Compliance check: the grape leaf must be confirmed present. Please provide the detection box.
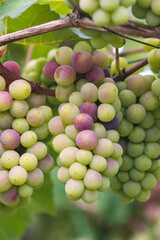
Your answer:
[38,0,71,15]
[0,0,38,20]
[6,4,81,47]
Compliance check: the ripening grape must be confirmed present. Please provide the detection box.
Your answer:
[59,147,78,167]
[110,143,123,159]
[128,126,145,143]
[81,83,98,102]
[76,130,98,150]
[39,105,53,122]
[144,143,160,159]
[92,50,109,70]
[43,60,59,81]
[0,76,6,91]
[9,80,31,100]
[26,108,45,127]
[83,169,102,191]
[0,91,13,112]
[3,61,21,75]
[19,153,38,171]
[57,166,70,184]
[81,188,98,204]
[20,131,37,148]
[9,166,28,185]
[48,116,65,136]
[85,66,105,86]
[27,142,47,160]
[106,130,120,143]
[38,154,54,174]
[10,100,29,118]
[0,170,12,192]
[139,91,160,111]
[69,91,84,107]
[74,113,94,131]
[0,129,20,150]
[65,124,78,141]
[71,51,93,73]
[92,123,107,139]
[97,104,115,122]
[98,176,110,192]
[80,102,97,122]
[119,90,137,107]
[89,155,107,172]
[0,111,14,130]
[59,103,80,125]
[102,158,119,177]
[54,65,76,87]
[1,150,19,169]
[27,168,44,188]
[55,46,74,65]
[126,142,144,158]
[0,186,20,207]
[98,83,118,104]
[65,179,84,199]
[26,93,46,108]
[127,74,148,97]
[126,104,146,124]
[55,84,76,103]
[93,138,114,158]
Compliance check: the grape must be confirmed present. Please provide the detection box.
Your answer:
[91,35,108,49]
[0,111,14,130]
[31,123,49,141]
[100,116,119,130]
[0,186,20,207]
[81,83,98,103]
[54,65,76,87]
[137,0,152,8]
[9,80,31,100]
[59,103,80,125]
[18,184,33,198]
[111,6,128,25]
[0,91,13,112]
[57,166,70,184]
[136,190,151,202]
[155,119,160,129]
[81,189,98,204]
[76,130,97,150]
[98,176,110,192]
[106,130,120,143]
[79,0,99,14]
[39,106,53,122]
[110,176,122,191]
[117,118,133,137]
[80,102,97,122]
[69,162,87,180]
[126,142,144,158]
[130,168,145,181]
[98,83,118,104]
[1,129,20,150]
[132,3,148,19]
[119,90,137,107]
[38,154,54,174]
[92,123,107,139]
[89,155,107,172]
[152,106,160,120]
[144,143,160,159]
[0,170,12,192]
[85,66,105,86]
[10,100,29,118]
[27,142,47,160]
[74,113,93,131]
[92,9,110,26]
[116,111,123,123]
[149,160,159,172]
[120,0,136,7]
[48,116,65,136]
[101,158,119,177]
[144,39,160,52]
[26,93,46,108]
[111,57,128,75]
[42,60,59,82]
[119,191,133,204]
[73,41,91,53]
[3,61,21,75]
[102,32,126,48]
[27,168,44,188]
[152,166,160,180]
[9,166,27,185]
[93,138,113,158]
[83,169,102,190]
[100,0,119,12]
[117,171,129,182]
[55,46,74,65]
[56,84,76,103]
[104,78,116,85]
[0,143,6,158]
[69,91,84,107]
[65,124,78,141]
[134,155,152,172]
[126,104,146,124]
[127,74,148,97]
[97,104,115,122]
[111,97,121,113]
[65,179,84,198]
[26,108,45,127]
[145,126,160,142]
[1,150,19,169]
[111,143,123,159]
[151,78,160,97]
[0,76,6,91]
[123,180,141,198]
[139,112,154,129]
[92,50,109,70]
[20,131,37,148]
[128,127,145,143]
[59,147,78,167]
[19,153,38,171]
[141,172,157,190]
[104,68,111,78]
[76,79,87,91]
[71,51,93,73]
[147,49,160,72]
[116,81,127,93]
[59,39,75,48]
[76,149,93,165]
[151,0,160,15]
[146,10,160,27]
[24,71,40,83]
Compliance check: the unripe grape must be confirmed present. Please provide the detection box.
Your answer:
[111,6,128,25]
[39,105,53,122]
[26,108,45,127]
[0,111,14,130]
[57,166,70,184]
[98,83,118,104]
[128,127,145,143]
[69,91,84,107]
[54,65,76,87]
[111,143,123,159]
[126,104,146,124]
[100,0,119,12]
[0,170,12,192]
[0,186,20,207]
[139,111,154,129]
[9,166,28,185]
[93,138,113,158]
[19,153,38,171]
[134,154,152,172]
[52,134,75,153]
[89,155,107,172]
[82,189,98,204]
[26,93,46,108]
[119,191,133,204]
[117,171,129,183]
[145,126,160,142]
[116,81,127,92]
[144,143,160,159]
[56,84,76,103]
[59,147,78,167]
[130,168,145,181]
[27,142,47,160]
[65,179,84,198]
[119,90,137,107]
[76,149,93,165]
[65,124,78,141]
[1,129,20,150]
[9,80,31,100]
[55,46,74,65]
[27,168,44,188]
[97,104,115,122]
[126,142,144,158]
[123,180,141,198]
[0,91,13,112]
[83,169,102,191]
[127,74,148,97]
[20,131,37,148]
[91,35,108,49]
[132,3,148,19]
[48,116,65,136]
[12,118,30,135]
[69,162,87,180]
[139,91,159,111]
[1,150,19,169]
[92,9,110,26]
[111,57,128,75]
[59,103,80,125]
[81,83,98,103]
[18,184,33,198]
[92,50,109,70]
[120,0,136,7]
[110,176,122,191]
[79,0,99,14]
[102,158,119,177]
[76,130,97,150]
[106,130,119,143]
[38,154,54,174]
[31,123,49,141]
[144,38,160,52]
[141,172,157,190]
[74,41,91,53]
[136,190,151,202]
[92,123,107,139]
[117,118,133,137]
[10,100,29,118]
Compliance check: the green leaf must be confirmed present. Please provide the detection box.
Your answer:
[0,0,38,20]
[6,4,81,47]
[38,0,71,15]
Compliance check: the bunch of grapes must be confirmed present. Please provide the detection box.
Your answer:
[0,66,54,212]
[110,73,160,203]
[132,0,160,27]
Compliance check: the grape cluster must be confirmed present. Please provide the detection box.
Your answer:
[41,43,124,203]
[111,74,160,203]
[132,0,160,27]
[0,67,54,212]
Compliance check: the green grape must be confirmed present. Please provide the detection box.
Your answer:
[152,166,160,180]
[20,131,37,148]
[69,91,84,107]
[55,46,74,65]
[111,6,128,25]
[111,97,121,113]
[139,91,159,111]
[137,0,152,8]
[146,10,160,27]
[52,134,76,153]
[83,169,102,190]
[64,0,79,8]
[151,0,160,15]
[148,49,160,72]
[144,38,160,52]
[130,168,145,181]
[31,123,49,141]
[132,3,148,19]
[57,166,70,184]
[81,189,98,204]
[12,118,30,135]
[19,153,38,172]
[48,116,65,136]
[128,127,145,143]
[117,171,130,182]
[98,82,118,104]
[106,130,120,143]
[0,76,6,91]
[119,191,133,204]
[93,138,114,158]
[18,184,33,198]
[144,143,160,159]
[59,103,80,125]
[123,180,141,198]
[111,57,128,75]
[92,123,107,139]
[119,90,137,107]
[145,126,160,142]
[39,105,53,122]
[134,154,152,172]
[76,79,87,91]
[92,9,110,27]
[47,48,56,61]
[65,124,78,141]
[74,41,91,53]
[79,0,99,14]
[65,179,84,198]
[56,84,76,103]
[1,150,19,169]
[27,168,44,188]
[136,189,151,202]
[152,106,160,119]
[98,176,110,192]
[89,155,107,172]
[116,81,127,92]
[91,35,108,49]
[69,162,87,180]
[27,142,47,160]
[10,100,29,118]
[149,160,159,172]
[110,176,122,191]
[117,118,133,137]
[97,103,115,122]
[59,147,78,167]
[9,80,31,100]
[9,166,28,186]
[139,111,154,129]
[102,32,125,48]
[141,172,157,190]
[102,158,119,177]
[126,142,144,158]
[120,0,136,7]
[145,74,156,90]
[76,149,93,165]
[0,170,12,192]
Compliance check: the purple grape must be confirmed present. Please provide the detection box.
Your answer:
[0,129,20,150]
[0,186,20,207]
[80,102,97,122]
[99,116,119,130]
[3,61,21,76]
[71,51,93,73]
[104,68,111,77]
[76,130,97,150]
[0,91,13,112]
[74,113,94,131]
[85,66,105,86]
[43,60,59,82]
[54,65,76,87]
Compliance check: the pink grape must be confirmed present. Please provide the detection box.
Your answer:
[0,129,20,149]
[80,102,97,122]
[76,130,97,150]
[43,60,59,81]
[0,186,20,207]
[85,66,105,86]
[0,91,13,111]
[27,168,44,188]
[38,154,54,174]
[74,113,94,131]
[3,61,21,75]
[0,170,12,192]
[71,51,93,73]
[48,116,65,136]
[26,93,46,108]
[127,74,148,97]
[54,65,76,87]
[83,169,102,190]
[92,50,109,70]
